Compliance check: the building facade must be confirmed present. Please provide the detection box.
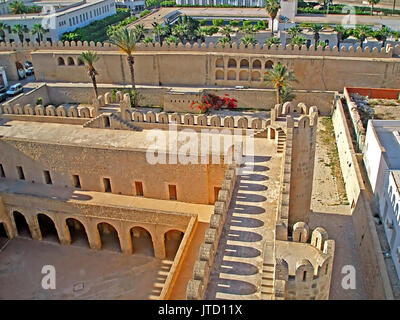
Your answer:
[363,120,400,280]
[0,0,116,43]
[175,0,265,7]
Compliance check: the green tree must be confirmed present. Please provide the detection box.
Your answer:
[218,36,231,47]
[374,26,391,48]
[9,0,25,14]
[212,19,224,27]
[310,24,323,48]
[108,28,137,93]
[241,35,258,47]
[194,27,207,43]
[133,24,145,42]
[152,22,164,45]
[172,24,188,43]
[79,51,99,98]
[353,25,372,48]
[12,24,28,43]
[31,23,48,44]
[166,35,179,45]
[368,0,380,15]
[288,26,302,38]
[265,36,281,48]
[280,86,296,104]
[220,25,234,41]
[265,0,280,35]
[142,36,154,45]
[229,20,239,27]
[290,35,307,47]
[264,62,298,105]
[317,40,328,49]
[0,22,8,42]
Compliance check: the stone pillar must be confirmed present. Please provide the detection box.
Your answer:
[0,198,16,239]
[87,221,101,250]
[54,217,71,246]
[29,215,43,240]
[153,233,166,259]
[119,228,133,254]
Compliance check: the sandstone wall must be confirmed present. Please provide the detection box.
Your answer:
[332,96,394,299]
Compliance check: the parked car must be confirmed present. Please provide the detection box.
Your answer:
[24,61,32,68]
[0,92,7,102]
[6,83,23,96]
[0,86,7,94]
[25,67,34,76]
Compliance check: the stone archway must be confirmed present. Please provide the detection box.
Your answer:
[66,218,89,248]
[164,230,184,260]
[97,222,121,252]
[13,211,31,238]
[130,226,154,257]
[0,222,8,238]
[37,213,59,243]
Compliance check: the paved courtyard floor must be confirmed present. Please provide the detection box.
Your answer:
[0,237,171,300]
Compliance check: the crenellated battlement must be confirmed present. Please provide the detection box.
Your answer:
[275,222,335,300]
[0,40,398,59]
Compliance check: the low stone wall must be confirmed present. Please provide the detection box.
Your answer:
[3,84,50,108]
[332,96,394,299]
[186,163,238,300]
[159,215,198,300]
[343,87,366,151]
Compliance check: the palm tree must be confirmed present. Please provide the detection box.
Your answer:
[108,28,137,91]
[288,26,302,38]
[374,26,391,48]
[142,36,154,45]
[152,22,163,45]
[79,51,99,98]
[166,35,179,45]
[280,86,296,104]
[265,36,281,48]
[194,27,207,43]
[133,24,145,42]
[310,24,323,48]
[31,23,48,44]
[0,22,8,43]
[241,35,258,47]
[12,24,28,43]
[265,0,280,35]
[172,24,188,43]
[220,25,234,41]
[334,25,346,48]
[368,0,380,15]
[264,62,298,105]
[353,25,372,49]
[9,0,25,14]
[218,36,231,47]
[290,35,307,47]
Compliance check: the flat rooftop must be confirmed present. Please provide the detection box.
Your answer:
[371,120,400,169]
[0,120,239,155]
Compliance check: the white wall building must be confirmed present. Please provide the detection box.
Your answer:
[363,120,400,280]
[0,0,116,43]
[115,0,145,12]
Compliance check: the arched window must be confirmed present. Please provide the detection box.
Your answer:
[228,58,236,68]
[227,70,236,80]
[57,57,65,65]
[252,59,261,69]
[240,59,249,68]
[215,70,224,80]
[67,57,75,66]
[392,194,396,205]
[389,186,393,197]
[215,58,224,68]
[77,58,84,66]
[265,60,273,69]
[251,71,261,81]
[239,70,248,81]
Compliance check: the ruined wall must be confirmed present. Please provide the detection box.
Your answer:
[332,96,394,299]
[275,223,335,300]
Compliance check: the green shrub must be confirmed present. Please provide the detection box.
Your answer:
[212,19,224,27]
[160,0,175,6]
[229,20,239,27]
[139,9,151,18]
[36,97,43,105]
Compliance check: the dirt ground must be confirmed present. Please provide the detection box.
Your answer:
[0,237,171,300]
[310,116,367,300]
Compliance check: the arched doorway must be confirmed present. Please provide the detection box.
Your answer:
[0,222,8,247]
[13,211,31,238]
[66,218,89,248]
[37,214,59,243]
[97,222,121,252]
[164,230,184,260]
[130,226,154,257]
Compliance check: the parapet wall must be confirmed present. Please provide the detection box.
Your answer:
[186,161,239,300]
[1,40,398,59]
[275,222,335,300]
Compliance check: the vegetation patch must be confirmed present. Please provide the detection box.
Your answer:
[319,117,348,204]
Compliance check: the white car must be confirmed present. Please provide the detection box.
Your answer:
[6,83,23,96]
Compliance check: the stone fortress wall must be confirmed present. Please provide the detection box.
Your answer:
[0,40,398,93]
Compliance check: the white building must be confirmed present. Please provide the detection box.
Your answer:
[0,0,116,43]
[115,0,145,13]
[363,120,400,280]
[175,0,265,7]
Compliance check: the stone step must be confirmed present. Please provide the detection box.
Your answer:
[215,292,259,300]
[261,293,273,300]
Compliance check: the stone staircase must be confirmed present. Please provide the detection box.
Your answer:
[261,241,275,300]
[83,113,141,131]
[276,128,286,153]
[109,113,141,131]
